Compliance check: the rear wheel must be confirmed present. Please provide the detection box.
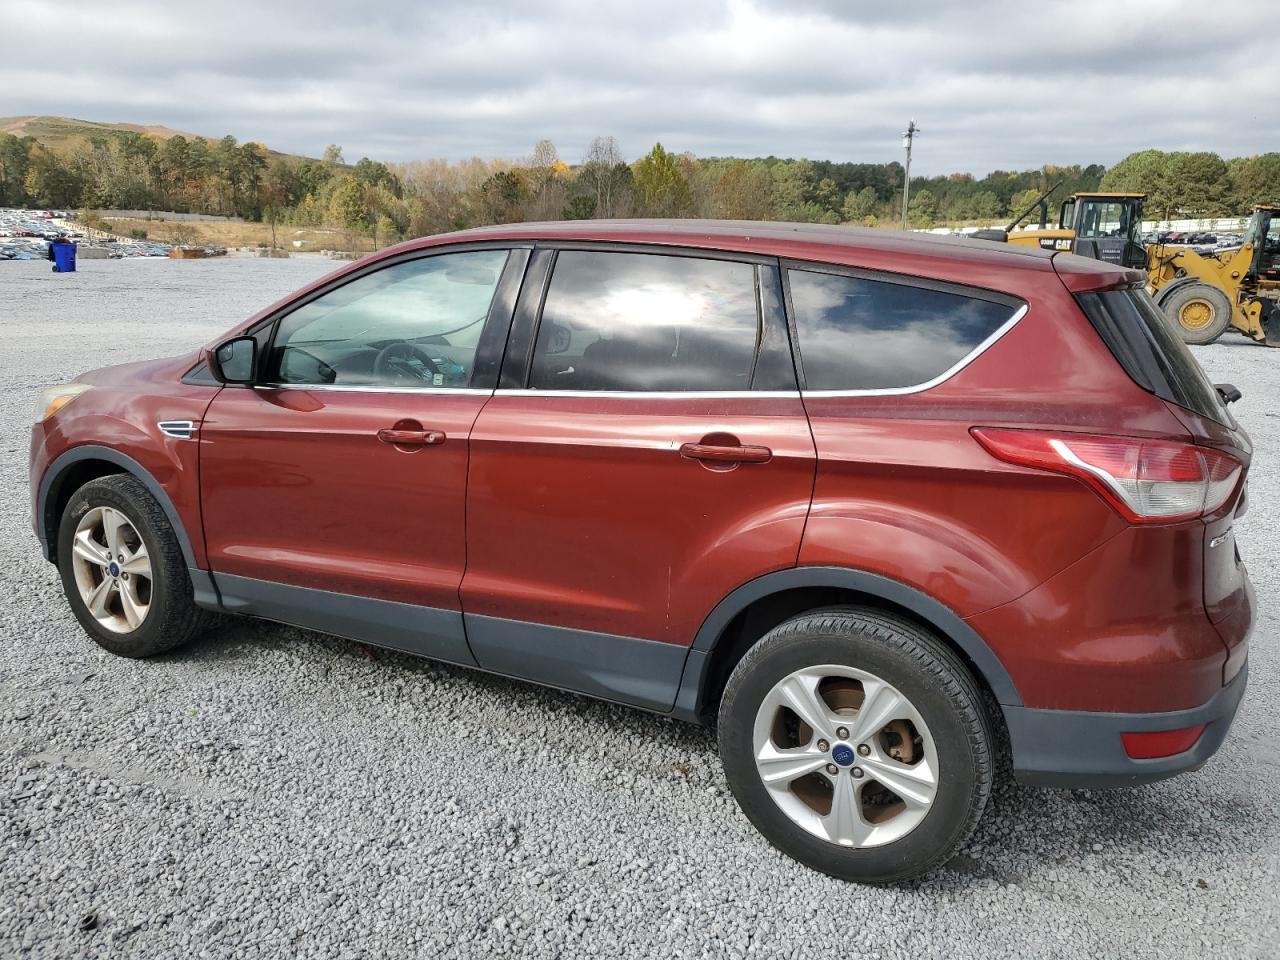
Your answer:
[718,607,992,883]
[57,475,212,657]
[1163,283,1232,345]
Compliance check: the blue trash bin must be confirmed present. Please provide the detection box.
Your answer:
[50,241,77,273]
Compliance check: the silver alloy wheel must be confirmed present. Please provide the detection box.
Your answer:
[70,506,152,634]
[752,664,938,848]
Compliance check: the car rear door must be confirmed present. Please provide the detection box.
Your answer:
[200,245,527,664]
[460,245,817,710]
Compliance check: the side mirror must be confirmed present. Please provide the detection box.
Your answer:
[205,336,257,384]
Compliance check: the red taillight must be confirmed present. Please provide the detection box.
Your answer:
[1121,726,1206,759]
[971,428,1242,523]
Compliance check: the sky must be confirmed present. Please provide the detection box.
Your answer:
[2,0,1276,175]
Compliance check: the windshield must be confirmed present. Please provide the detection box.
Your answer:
[1077,200,1139,243]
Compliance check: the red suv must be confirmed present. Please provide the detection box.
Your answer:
[30,221,1253,883]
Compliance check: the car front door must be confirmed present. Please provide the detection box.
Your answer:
[200,245,526,663]
[460,246,817,709]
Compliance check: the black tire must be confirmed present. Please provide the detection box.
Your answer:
[718,607,992,884]
[1162,283,1233,345]
[56,474,212,658]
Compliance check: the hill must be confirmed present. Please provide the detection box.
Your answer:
[0,115,313,164]
[0,115,203,148]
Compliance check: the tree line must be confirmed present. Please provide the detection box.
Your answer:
[2,129,1277,246]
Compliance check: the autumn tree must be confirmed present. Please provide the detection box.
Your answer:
[524,139,570,221]
[260,157,295,250]
[577,136,631,218]
[706,160,772,220]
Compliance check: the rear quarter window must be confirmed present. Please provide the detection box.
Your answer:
[1074,287,1231,426]
[785,267,1024,392]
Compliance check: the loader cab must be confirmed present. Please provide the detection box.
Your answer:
[1243,205,1280,284]
[1062,193,1147,269]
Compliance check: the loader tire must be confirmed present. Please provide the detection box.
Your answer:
[1163,283,1232,345]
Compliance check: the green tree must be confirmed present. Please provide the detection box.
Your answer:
[375,214,400,248]
[770,160,817,220]
[563,194,597,220]
[907,188,938,228]
[1101,150,1175,219]
[0,133,32,205]
[1008,188,1046,222]
[354,157,402,197]
[972,190,1003,219]
[328,175,367,230]
[631,143,693,217]
[841,186,879,223]
[475,169,527,224]
[1228,153,1280,209]
[1166,152,1231,216]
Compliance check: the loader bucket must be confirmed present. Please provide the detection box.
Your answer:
[1260,300,1280,348]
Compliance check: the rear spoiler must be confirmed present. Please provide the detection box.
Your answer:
[1052,254,1145,293]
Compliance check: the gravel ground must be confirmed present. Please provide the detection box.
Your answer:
[1,257,1277,959]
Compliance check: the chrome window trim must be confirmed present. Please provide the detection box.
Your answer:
[488,303,1027,400]
[798,303,1029,397]
[492,389,799,399]
[252,383,495,396]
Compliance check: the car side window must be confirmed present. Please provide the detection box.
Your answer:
[267,249,509,388]
[787,269,1020,392]
[528,251,759,392]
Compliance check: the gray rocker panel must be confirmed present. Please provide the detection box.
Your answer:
[213,572,477,667]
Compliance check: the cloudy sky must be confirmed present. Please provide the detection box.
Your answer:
[2,0,1276,174]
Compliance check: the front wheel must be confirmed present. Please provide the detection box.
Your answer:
[57,474,212,658]
[718,607,993,883]
[1163,283,1233,345]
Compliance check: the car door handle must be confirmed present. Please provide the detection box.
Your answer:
[679,442,772,464]
[377,428,446,446]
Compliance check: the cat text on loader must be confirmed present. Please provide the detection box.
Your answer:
[995,191,1280,346]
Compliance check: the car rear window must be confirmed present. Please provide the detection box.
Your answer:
[786,268,1024,392]
[1074,287,1231,426]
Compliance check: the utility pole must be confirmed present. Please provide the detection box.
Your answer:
[900,119,919,230]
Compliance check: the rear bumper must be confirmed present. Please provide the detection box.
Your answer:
[1004,660,1248,788]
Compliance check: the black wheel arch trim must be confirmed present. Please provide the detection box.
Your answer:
[39,445,198,569]
[671,565,1023,722]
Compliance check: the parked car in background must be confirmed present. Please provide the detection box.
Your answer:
[29,221,1254,883]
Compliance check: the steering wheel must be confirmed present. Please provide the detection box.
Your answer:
[372,341,441,384]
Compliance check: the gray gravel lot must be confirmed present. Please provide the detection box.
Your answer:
[1,256,1277,959]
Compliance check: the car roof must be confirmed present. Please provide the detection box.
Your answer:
[395,218,1071,280]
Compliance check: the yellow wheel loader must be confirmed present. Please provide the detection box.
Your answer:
[977,190,1280,347]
